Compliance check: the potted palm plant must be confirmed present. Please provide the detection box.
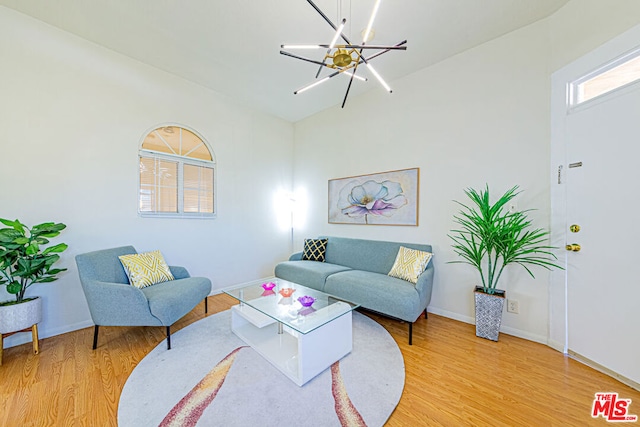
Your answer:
[449,185,561,341]
[0,218,68,341]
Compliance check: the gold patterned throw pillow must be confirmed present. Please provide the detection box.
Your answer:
[302,238,328,262]
[118,250,175,289]
[388,246,433,284]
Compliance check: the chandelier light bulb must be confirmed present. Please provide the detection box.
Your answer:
[329,19,347,50]
[281,45,322,49]
[295,76,331,94]
[366,63,391,92]
[362,0,381,43]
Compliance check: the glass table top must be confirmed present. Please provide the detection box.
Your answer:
[223,278,359,334]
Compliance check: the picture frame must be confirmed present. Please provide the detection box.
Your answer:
[328,168,419,225]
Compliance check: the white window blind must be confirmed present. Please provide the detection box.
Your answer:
[138,126,216,218]
[183,164,214,213]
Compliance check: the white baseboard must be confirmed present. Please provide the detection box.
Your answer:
[547,339,566,353]
[569,350,640,392]
[427,306,475,325]
[2,319,94,349]
[427,306,548,345]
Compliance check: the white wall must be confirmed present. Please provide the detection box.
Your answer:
[294,19,553,343]
[549,0,640,71]
[0,7,294,348]
[292,0,640,344]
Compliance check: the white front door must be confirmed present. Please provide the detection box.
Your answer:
[551,24,640,387]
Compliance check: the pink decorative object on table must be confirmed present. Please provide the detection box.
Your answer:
[261,282,276,291]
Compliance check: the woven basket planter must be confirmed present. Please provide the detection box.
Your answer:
[474,287,505,341]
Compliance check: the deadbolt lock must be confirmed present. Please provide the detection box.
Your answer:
[566,243,581,252]
[570,224,580,233]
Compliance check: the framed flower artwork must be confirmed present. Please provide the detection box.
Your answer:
[328,168,419,225]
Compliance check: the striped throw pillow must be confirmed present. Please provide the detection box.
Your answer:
[388,246,433,284]
[118,250,175,288]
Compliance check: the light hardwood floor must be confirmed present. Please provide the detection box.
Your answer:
[1,294,638,426]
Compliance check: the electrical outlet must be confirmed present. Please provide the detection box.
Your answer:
[507,299,519,314]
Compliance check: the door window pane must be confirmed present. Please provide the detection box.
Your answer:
[573,50,640,105]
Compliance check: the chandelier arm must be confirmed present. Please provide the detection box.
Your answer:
[294,65,362,95]
[340,61,363,108]
[280,44,406,50]
[341,74,356,108]
[360,40,407,62]
[334,44,406,50]
[280,50,332,68]
[341,46,368,108]
[281,40,406,70]
[315,18,347,79]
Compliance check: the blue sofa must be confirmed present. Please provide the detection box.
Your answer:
[76,246,212,350]
[275,236,434,344]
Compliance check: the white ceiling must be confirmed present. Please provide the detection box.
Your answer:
[1,0,569,122]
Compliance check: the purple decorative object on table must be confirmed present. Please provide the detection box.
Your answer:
[262,282,276,291]
[298,296,316,307]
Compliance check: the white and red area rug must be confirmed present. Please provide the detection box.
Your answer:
[118,310,404,427]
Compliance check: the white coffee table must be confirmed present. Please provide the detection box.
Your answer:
[224,279,359,386]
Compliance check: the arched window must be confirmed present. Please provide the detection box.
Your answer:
[139,125,216,218]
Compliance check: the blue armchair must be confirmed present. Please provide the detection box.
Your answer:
[75,246,211,350]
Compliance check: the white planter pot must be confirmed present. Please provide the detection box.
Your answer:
[0,297,42,334]
[474,287,505,341]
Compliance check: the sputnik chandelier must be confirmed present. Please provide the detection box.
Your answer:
[280,0,407,108]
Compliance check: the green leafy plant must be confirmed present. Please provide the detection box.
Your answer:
[449,185,562,295]
[0,218,68,305]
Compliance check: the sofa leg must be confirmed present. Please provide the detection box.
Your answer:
[92,325,99,350]
[166,326,171,350]
[424,309,428,319]
[409,322,413,345]
[204,297,208,314]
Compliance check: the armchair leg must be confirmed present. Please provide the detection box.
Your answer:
[409,322,413,345]
[424,309,428,319]
[166,326,171,350]
[92,325,99,350]
[205,297,208,314]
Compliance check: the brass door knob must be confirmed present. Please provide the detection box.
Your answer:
[566,243,581,252]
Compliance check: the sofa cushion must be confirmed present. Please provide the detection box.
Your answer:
[320,236,432,275]
[388,246,433,284]
[324,270,422,322]
[274,260,351,292]
[302,238,328,262]
[118,250,175,289]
